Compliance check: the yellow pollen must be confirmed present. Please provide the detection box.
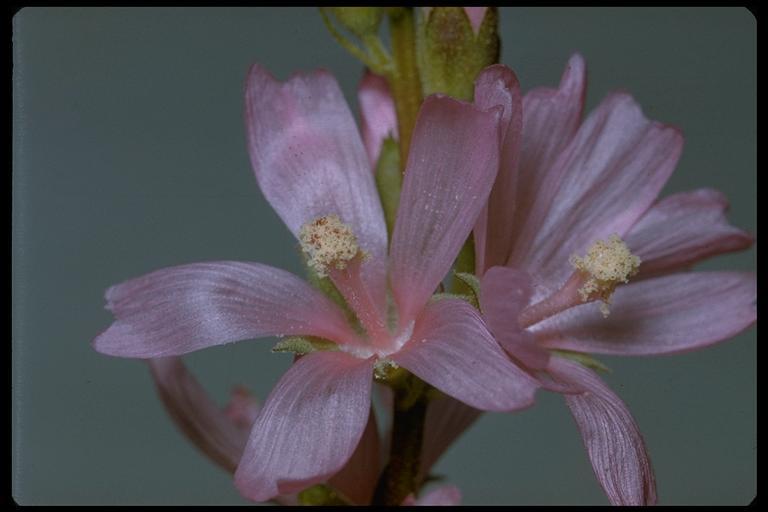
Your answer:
[299,214,360,277]
[569,234,641,317]
[373,358,399,380]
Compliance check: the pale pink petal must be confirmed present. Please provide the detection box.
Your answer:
[389,96,501,323]
[504,54,586,270]
[464,7,487,34]
[149,358,298,506]
[328,407,381,505]
[235,351,373,502]
[626,188,753,278]
[548,357,656,506]
[357,70,398,169]
[419,395,482,481]
[391,299,538,412]
[479,266,551,370]
[473,65,524,270]
[148,357,247,473]
[224,386,261,431]
[509,92,683,292]
[535,272,756,356]
[245,64,387,306]
[93,262,359,358]
[403,485,463,506]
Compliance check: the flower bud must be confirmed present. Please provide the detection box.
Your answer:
[417,7,499,100]
[329,7,383,39]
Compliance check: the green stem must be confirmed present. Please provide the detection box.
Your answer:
[386,7,422,173]
[451,234,476,294]
[372,374,429,505]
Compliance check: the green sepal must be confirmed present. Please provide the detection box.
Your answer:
[328,7,383,38]
[450,235,476,296]
[374,136,402,239]
[298,484,351,506]
[319,8,392,75]
[416,7,500,100]
[453,271,481,309]
[272,336,339,355]
[429,292,472,304]
[552,349,612,374]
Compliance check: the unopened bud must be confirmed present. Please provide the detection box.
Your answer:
[417,7,499,100]
[330,7,383,39]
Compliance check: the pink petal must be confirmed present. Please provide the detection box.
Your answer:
[328,407,381,505]
[403,485,463,506]
[463,7,487,34]
[535,272,756,356]
[224,386,261,431]
[93,262,359,358]
[389,96,502,323]
[547,356,656,506]
[473,65,524,270]
[234,351,373,502]
[479,266,551,370]
[390,298,538,412]
[245,64,388,306]
[509,91,683,293]
[148,357,248,473]
[419,395,481,481]
[148,358,299,506]
[357,70,398,169]
[626,188,753,278]
[504,54,586,271]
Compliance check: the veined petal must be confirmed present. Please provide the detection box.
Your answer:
[419,394,482,481]
[403,485,463,506]
[535,272,756,356]
[389,96,502,323]
[504,54,586,270]
[328,407,381,506]
[93,262,358,358]
[473,65,524,270]
[626,188,753,278]
[480,266,551,370]
[357,70,398,169]
[509,92,683,292]
[245,64,387,305]
[235,351,374,502]
[548,357,656,506]
[390,298,538,412]
[148,357,248,473]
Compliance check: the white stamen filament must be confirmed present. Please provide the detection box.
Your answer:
[519,234,640,326]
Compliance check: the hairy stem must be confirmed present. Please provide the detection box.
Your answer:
[372,374,429,505]
[387,7,422,172]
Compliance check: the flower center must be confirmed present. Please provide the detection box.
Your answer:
[299,214,360,277]
[519,234,641,327]
[569,234,641,317]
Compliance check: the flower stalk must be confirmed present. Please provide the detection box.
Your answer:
[372,372,430,505]
[386,7,423,171]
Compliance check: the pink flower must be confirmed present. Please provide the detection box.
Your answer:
[148,356,463,505]
[473,54,756,505]
[93,64,539,502]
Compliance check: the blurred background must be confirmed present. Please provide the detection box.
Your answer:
[13,7,755,505]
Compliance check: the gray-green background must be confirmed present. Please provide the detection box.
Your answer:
[12,7,756,505]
